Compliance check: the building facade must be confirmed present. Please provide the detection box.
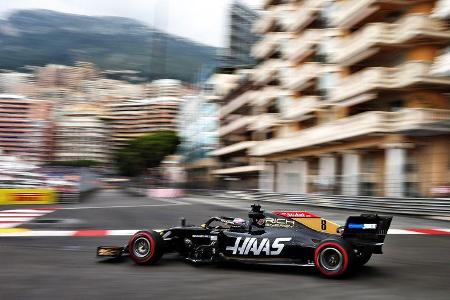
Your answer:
[54,106,110,164]
[214,0,450,197]
[105,97,182,150]
[0,94,53,165]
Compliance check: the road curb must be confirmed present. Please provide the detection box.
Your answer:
[0,228,449,237]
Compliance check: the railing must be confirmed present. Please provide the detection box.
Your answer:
[251,33,282,59]
[330,61,450,102]
[252,86,281,107]
[281,62,321,91]
[283,29,323,62]
[249,113,280,131]
[328,0,411,28]
[252,59,284,85]
[219,91,251,118]
[432,0,450,20]
[330,14,450,65]
[280,96,320,120]
[210,191,450,216]
[218,116,255,137]
[280,0,326,32]
[210,141,257,157]
[250,108,450,156]
[431,50,450,76]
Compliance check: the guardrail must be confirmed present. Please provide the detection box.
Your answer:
[204,190,450,217]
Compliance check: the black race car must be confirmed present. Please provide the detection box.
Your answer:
[97,204,392,278]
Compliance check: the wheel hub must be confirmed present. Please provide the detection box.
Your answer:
[319,247,343,271]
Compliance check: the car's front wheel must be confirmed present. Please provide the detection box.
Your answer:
[128,230,164,265]
[314,239,354,278]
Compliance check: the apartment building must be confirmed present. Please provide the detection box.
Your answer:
[54,106,110,164]
[214,0,450,197]
[105,97,182,149]
[0,94,53,165]
[211,69,264,190]
[226,1,260,67]
[145,79,184,98]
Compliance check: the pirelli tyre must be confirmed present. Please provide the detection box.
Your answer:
[314,239,355,278]
[128,230,164,265]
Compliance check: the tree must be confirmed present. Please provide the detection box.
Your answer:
[115,131,179,176]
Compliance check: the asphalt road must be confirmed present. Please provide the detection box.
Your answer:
[1,189,449,300]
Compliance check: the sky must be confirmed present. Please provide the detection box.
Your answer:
[0,0,263,47]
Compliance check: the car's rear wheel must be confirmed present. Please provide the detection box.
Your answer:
[314,239,354,278]
[128,230,163,265]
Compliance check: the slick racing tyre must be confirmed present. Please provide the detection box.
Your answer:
[128,230,164,265]
[354,248,372,266]
[314,239,354,278]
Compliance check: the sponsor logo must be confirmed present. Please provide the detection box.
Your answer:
[97,248,120,256]
[192,234,211,238]
[348,223,377,230]
[226,237,292,255]
[265,217,295,228]
[273,211,319,218]
[12,193,46,202]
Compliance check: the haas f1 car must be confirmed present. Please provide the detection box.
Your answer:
[97,205,392,278]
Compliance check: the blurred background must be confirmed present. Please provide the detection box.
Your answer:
[0,0,449,209]
[0,1,450,299]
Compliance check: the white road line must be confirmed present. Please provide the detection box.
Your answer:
[0,209,56,228]
[0,217,35,222]
[0,214,43,217]
[2,209,55,214]
[0,223,21,228]
[60,202,190,210]
[388,229,424,234]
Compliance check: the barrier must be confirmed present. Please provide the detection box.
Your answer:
[204,190,450,217]
[0,189,57,205]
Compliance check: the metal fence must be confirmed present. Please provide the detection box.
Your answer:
[194,190,450,217]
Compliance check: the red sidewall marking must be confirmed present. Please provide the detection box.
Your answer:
[314,242,349,277]
[128,231,156,263]
[73,230,108,237]
[408,228,450,235]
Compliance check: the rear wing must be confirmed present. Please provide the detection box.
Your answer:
[342,214,393,253]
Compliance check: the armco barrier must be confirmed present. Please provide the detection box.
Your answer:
[0,188,57,205]
[208,191,450,217]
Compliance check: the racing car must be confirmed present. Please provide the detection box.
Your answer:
[97,204,392,278]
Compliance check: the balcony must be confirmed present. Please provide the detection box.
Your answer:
[280,96,321,121]
[252,59,284,85]
[212,165,264,175]
[280,62,321,91]
[330,14,450,66]
[330,61,450,103]
[431,50,450,76]
[283,29,323,62]
[280,0,327,32]
[210,141,258,156]
[218,116,255,137]
[328,0,416,29]
[251,33,293,59]
[219,91,251,118]
[252,86,282,107]
[250,108,450,156]
[249,113,280,131]
[432,0,450,20]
